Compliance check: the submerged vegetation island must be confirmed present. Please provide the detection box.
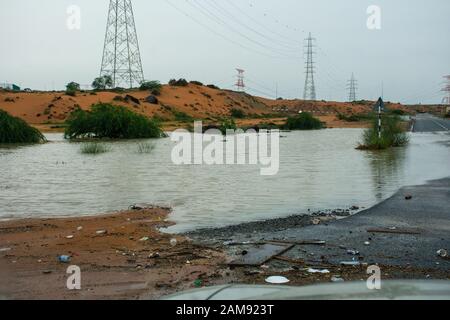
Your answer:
[358,115,409,150]
[64,103,164,140]
[0,110,46,144]
[282,112,324,130]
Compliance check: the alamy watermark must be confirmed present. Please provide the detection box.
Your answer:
[66,5,81,31]
[171,122,280,176]
[367,265,382,290]
[66,265,81,290]
[367,5,381,30]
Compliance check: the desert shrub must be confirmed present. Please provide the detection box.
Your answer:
[172,110,193,122]
[64,103,164,140]
[168,79,188,87]
[358,116,409,150]
[80,142,111,154]
[92,75,113,90]
[190,81,203,86]
[140,81,162,94]
[389,109,406,116]
[206,84,220,90]
[0,110,46,144]
[283,113,324,130]
[219,118,237,134]
[66,82,80,92]
[230,108,246,119]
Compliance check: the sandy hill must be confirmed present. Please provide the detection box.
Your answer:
[0,84,433,129]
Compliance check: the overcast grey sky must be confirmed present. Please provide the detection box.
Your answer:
[0,0,449,104]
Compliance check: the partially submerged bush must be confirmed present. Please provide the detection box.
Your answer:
[80,142,111,154]
[283,112,324,130]
[358,116,409,150]
[0,110,46,144]
[65,103,164,140]
[137,142,155,154]
[169,79,188,87]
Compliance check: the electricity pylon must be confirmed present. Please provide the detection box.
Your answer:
[100,0,144,88]
[347,73,358,102]
[303,32,316,101]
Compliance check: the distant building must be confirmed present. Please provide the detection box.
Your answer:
[0,83,21,91]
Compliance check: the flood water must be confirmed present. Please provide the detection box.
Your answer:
[0,129,449,233]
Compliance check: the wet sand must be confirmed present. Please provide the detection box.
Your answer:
[0,207,226,300]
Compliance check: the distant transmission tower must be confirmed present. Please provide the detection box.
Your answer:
[347,73,358,102]
[100,0,144,88]
[442,75,450,105]
[235,69,245,92]
[303,32,316,101]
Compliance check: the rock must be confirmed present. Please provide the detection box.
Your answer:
[437,249,448,258]
[125,94,140,104]
[350,206,360,211]
[146,95,159,104]
[331,276,344,282]
[405,195,413,200]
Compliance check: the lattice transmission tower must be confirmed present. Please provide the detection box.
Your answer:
[347,73,358,102]
[100,0,144,88]
[303,32,316,101]
[442,75,450,105]
[235,69,245,92]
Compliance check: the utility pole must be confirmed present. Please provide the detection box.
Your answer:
[347,73,358,102]
[375,97,385,139]
[235,69,245,92]
[303,32,316,101]
[100,0,144,88]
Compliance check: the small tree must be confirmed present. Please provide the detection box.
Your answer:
[92,75,113,90]
[66,82,80,92]
[140,80,162,95]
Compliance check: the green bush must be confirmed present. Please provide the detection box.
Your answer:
[140,81,162,95]
[358,116,409,150]
[0,110,46,144]
[169,79,188,87]
[230,108,246,119]
[190,81,203,86]
[64,103,164,140]
[92,75,113,90]
[389,109,406,116]
[206,84,220,90]
[66,82,80,92]
[219,118,237,134]
[283,112,324,130]
[80,142,111,154]
[172,110,193,122]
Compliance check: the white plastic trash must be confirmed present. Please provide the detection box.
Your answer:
[265,276,290,284]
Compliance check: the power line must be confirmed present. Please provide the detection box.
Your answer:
[164,0,297,60]
[187,0,300,59]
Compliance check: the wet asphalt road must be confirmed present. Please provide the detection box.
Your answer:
[190,178,450,270]
[413,114,450,132]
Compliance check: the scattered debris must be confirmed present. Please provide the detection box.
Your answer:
[96,230,107,235]
[58,255,71,263]
[437,249,448,258]
[367,228,421,235]
[405,195,413,200]
[340,261,361,266]
[331,276,344,283]
[265,276,290,284]
[66,235,74,239]
[229,243,294,267]
[42,270,52,275]
[139,237,150,242]
[170,239,178,247]
[77,226,83,231]
[270,240,326,246]
[307,268,330,274]
[350,206,360,211]
[347,250,360,256]
[244,270,264,276]
[312,218,321,225]
[0,247,12,253]
[148,252,160,259]
[364,241,371,246]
